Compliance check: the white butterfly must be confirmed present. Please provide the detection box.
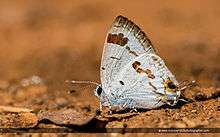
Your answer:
[71,15,191,112]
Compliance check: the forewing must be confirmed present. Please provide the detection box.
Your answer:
[101,15,156,93]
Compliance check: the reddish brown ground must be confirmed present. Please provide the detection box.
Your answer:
[0,0,219,136]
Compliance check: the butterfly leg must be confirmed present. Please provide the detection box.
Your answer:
[121,98,137,112]
[99,102,102,112]
[160,95,168,103]
[151,90,166,106]
[108,105,113,115]
[178,98,189,103]
[106,99,113,114]
[155,95,168,106]
[129,100,138,112]
[130,108,137,113]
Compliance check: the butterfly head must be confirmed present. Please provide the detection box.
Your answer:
[94,85,103,98]
[94,85,110,107]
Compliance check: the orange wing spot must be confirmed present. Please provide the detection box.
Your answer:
[132,61,141,70]
[145,69,152,74]
[145,69,155,79]
[147,73,155,79]
[136,68,143,73]
[118,33,124,38]
[132,62,155,79]
[107,33,128,46]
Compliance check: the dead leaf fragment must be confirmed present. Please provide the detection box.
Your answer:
[38,109,95,126]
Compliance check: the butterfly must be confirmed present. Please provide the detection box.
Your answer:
[70,15,193,113]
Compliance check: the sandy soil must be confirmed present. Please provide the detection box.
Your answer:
[0,0,219,136]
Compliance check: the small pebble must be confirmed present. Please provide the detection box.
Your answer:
[194,92,207,101]
[191,110,197,113]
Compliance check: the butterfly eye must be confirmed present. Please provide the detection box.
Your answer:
[96,86,103,96]
[167,82,177,89]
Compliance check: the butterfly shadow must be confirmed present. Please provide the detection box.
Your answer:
[158,95,194,110]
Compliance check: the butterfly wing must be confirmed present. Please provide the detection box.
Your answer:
[101,15,156,94]
[109,53,179,109]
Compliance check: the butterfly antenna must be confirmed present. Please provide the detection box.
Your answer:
[65,80,100,86]
[179,80,196,91]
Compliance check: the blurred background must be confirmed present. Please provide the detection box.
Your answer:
[0,0,219,93]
